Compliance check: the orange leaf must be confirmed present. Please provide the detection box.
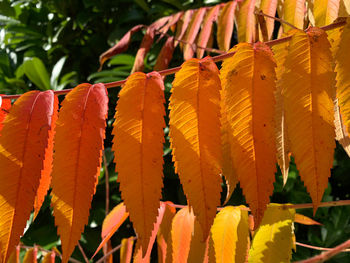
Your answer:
[169,57,222,239]
[23,248,37,263]
[313,0,340,27]
[281,28,335,212]
[336,19,350,136]
[272,36,292,185]
[220,43,277,227]
[157,202,176,263]
[183,7,207,60]
[0,96,11,133]
[158,12,184,42]
[0,90,56,262]
[92,202,130,258]
[217,1,237,51]
[112,72,165,256]
[42,252,56,263]
[33,95,58,219]
[99,25,144,70]
[334,98,350,157]
[282,0,306,32]
[197,5,220,58]
[51,83,108,263]
[154,36,175,71]
[120,237,135,263]
[175,10,194,47]
[170,207,195,263]
[259,0,278,40]
[187,218,209,262]
[236,0,256,43]
[294,213,322,225]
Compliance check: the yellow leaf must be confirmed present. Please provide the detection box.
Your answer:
[23,248,37,263]
[0,91,56,262]
[187,218,208,262]
[236,0,256,43]
[112,72,165,256]
[282,0,306,32]
[259,0,278,40]
[51,83,108,263]
[248,204,295,262]
[313,0,340,27]
[211,206,249,263]
[281,28,335,212]
[169,57,222,239]
[334,98,350,157]
[335,18,350,136]
[120,237,135,263]
[220,42,277,227]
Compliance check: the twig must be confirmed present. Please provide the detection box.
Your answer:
[154,28,225,55]
[294,239,350,263]
[256,11,269,42]
[102,151,110,263]
[296,241,350,252]
[166,199,350,211]
[1,19,346,100]
[255,10,300,30]
[77,242,89,263]
[95,237,138,263]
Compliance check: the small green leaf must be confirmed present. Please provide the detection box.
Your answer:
[23,57,50,90]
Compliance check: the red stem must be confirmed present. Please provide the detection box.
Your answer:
[1,20,346,100]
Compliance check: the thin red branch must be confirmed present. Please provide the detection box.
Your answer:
[95,237,138,263]
[1,19,346,100]
[77,242,89,263]
[167,199,350,211]
[294,239,350,263]
[296,241,350,252]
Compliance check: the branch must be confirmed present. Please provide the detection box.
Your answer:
[77,242,89,263]
[255,10,300,30]
[1,19,346,100]
[294,239,350,263]
[95,237,138,263]
[166,199,350,211]
[296,241,350,252]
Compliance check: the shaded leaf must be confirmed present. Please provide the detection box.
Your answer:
[175,10,194,47]
[154,37,175,71]
[0,90,55,262]
[169,57,222,239]
[51,83,108,263]
[248,204,295,262]
[23,248,37,263]
[334,98,350,157]
[259,0,278,40]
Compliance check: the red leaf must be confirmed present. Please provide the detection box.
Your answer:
[99,25,144,70]
[33,95,59,219]
[183,7,207,60]
[0,90,56,262]
[197,5,221,58]
[51,83,108,263]
[0,96,11,133]
[175,10,194,47]
[217,1,237,51]
[154,36,175,71]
